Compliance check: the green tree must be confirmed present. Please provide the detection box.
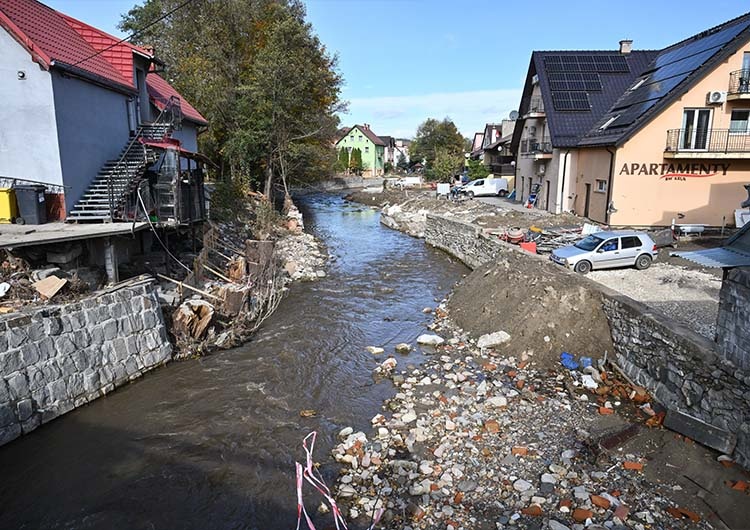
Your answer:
[467,158,490,180]
[429,148,464,182]
[384,162,393,174]
[120,0,344,197]
[336,147,349,173]
[409,118,465,170]
[349,148,363,174]
[397,152,408,171]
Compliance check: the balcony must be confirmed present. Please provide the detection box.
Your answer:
[521,137,553,159]
[728,69,750,100]
[665,128,750,158]
[523,96,545,118]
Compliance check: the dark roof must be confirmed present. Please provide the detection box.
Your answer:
[515,50,658,149]
[580,12,750,147]
[379,135,395,147]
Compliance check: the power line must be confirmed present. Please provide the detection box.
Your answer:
[69,0,200,69]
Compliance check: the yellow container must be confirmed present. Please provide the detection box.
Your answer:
[0,188,18,223]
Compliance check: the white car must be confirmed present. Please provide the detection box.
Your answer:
[459,178,509,198]
[550,231,658,274]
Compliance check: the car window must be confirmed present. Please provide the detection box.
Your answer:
[575,235,603,251]
[599,238,619,252]
[621,236,642,249]
[475,180,483,186]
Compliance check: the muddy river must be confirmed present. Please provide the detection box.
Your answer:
[0,194,467,529]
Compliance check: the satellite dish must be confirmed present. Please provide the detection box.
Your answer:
[509,110,519,120]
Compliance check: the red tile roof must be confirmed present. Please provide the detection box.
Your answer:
[0,0,208,127]
[146,73,208,126]
[341,125,385,146]
[0,0,132,89]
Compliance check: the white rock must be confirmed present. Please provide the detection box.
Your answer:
[486,396,508,408]
[477,331,511,349]
[541,473,557,484]
[419,462,433,475]
[338,427,353,438]
[417,334,444,346]
[581,374,599,390]
[402,410,417,423]
[395,343,411,354]
[366,346,385,355]
[513,478,533,492]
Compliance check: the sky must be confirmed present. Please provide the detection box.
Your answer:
[45,0,750,139]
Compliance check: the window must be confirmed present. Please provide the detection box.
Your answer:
[730,110,750,134]
[365,146,369,153]
[621,236,642,249]
[599,238,619,252]
[595,179,607,193]
[358,135,363,141]
[680,108,712,150]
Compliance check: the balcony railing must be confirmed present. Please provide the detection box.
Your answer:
[521,137,553,154]
[728,69,750,95]
[527,96,545,114]
[666,128,750,154]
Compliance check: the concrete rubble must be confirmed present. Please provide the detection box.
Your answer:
[331,305,721,529]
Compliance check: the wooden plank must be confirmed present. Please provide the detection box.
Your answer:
[32,275,67,299]
[664,409,737,454]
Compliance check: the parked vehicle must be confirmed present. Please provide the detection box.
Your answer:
[394,176,421,189]
[459,178,509,198]
[550,231,657,274]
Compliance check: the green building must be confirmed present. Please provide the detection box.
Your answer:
[335,124,386,176]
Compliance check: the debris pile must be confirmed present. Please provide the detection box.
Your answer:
[331,308,715,529]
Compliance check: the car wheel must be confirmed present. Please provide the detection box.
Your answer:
[498,190,508,197]
[467,191,474,199]
[574,260,592,274]
[635,254,652,270]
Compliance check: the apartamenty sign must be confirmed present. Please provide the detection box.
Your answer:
[619,162,730,180]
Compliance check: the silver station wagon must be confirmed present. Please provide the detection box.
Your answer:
[550,231,658,274]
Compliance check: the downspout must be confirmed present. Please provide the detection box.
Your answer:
[559,149,570,214]
[605,147,616,226]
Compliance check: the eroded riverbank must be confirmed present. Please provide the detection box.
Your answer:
[0,194,467,529]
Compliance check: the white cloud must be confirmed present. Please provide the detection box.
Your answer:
[341,89,522,138]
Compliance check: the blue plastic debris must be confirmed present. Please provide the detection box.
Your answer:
[579,357,593,369]
[560,352,579,370]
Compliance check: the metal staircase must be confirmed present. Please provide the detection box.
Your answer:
[67,98,182,222]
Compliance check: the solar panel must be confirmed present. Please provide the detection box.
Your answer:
[548,72,603,91]
[544,55,630,74]
[552,91,591,111]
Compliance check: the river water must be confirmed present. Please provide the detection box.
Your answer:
[0,194,467,529]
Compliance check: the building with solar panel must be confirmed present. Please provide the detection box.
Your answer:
[512,11,750,228]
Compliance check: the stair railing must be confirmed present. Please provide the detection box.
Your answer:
[106,96,182,221]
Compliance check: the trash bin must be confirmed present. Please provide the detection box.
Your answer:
[0,188,18,223]
[14,185,47,224]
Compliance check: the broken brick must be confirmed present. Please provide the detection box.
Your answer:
[516,380,525,390]
[572,508,593,522]
[518,361,529,369]
[522,505,543,517]
[484,420,500,433]
[614,504,629,520]
[666,507,682,519]
[678,508,701,522]
[454,492,464,504]
[559,499,572,513]
[731,480,748,491]
[507,370,518,378]
[591,494,611,509]
[623,461,644,471]
[598,407,614,415]
[511,446,528,456]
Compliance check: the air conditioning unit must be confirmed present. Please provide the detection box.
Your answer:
[538,164,546,175]
[706,91,727,104]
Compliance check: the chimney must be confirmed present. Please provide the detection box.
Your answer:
[363,123,369,130]
[619,39,633,54]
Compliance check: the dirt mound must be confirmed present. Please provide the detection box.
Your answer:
[447,248,614,368]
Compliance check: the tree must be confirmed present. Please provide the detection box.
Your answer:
[349,148,363,174]
[120,0,344,198]
[429,148,464,182]
[397,152,408,171]
[384,162,393,174]
[409,118,465,170]
[336,147,349,173]
[467,158,490,180]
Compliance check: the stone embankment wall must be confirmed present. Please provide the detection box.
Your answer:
[422,212,750,467]
[716,267,750,370]
[294,176,384,192]
[0,277,172,446]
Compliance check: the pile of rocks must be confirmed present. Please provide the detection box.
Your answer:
[379,197,499,238]
[276,231,327,282]
[331,309,710,530]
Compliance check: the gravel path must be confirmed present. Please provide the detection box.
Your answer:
[588,263,721,339]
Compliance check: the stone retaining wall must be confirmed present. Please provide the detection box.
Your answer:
[0,277,172,446]
[423,213,750,466]
[717,267,750,370]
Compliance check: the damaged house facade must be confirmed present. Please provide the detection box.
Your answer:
[514,12,750,227]
[0,0,209,225]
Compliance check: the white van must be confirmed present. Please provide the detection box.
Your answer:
[459,178,509,198]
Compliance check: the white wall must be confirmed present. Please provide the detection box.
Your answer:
[0,28,62,186]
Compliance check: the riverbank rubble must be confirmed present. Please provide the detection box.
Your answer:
[331,303,745,529]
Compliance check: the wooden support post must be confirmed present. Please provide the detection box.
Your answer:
[104,237,119,284]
